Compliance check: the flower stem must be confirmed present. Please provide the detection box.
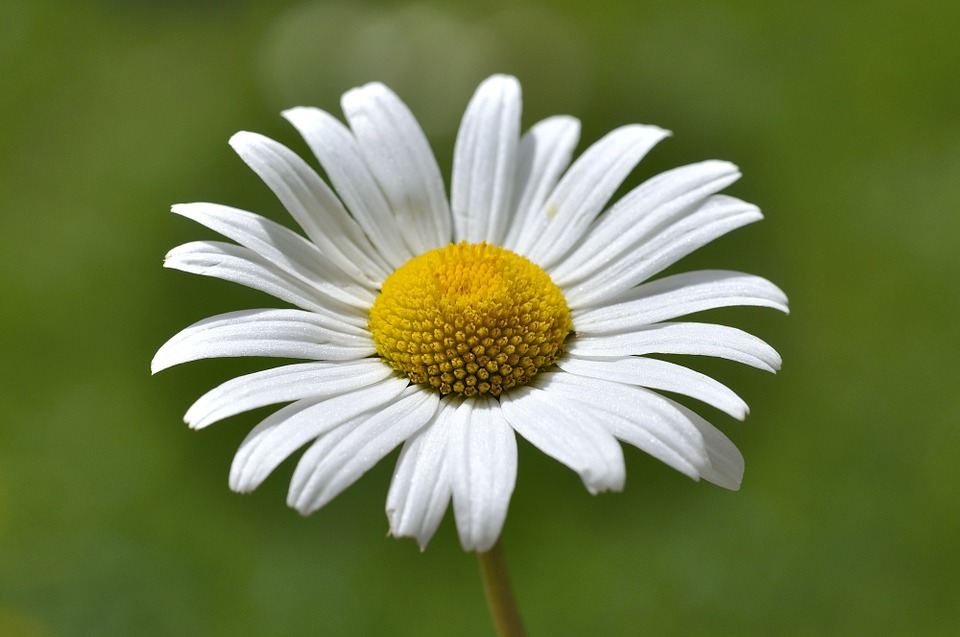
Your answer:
[477,538,525,637]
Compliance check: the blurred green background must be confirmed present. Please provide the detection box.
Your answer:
[2,0,958,635]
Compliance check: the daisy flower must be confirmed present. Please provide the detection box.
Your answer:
[152,74,787,553]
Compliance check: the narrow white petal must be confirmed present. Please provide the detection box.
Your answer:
[517,124,671,268]
[670,400,744,490]
[565,195,763,308]
[171,203,374,314]
[566,322,783,372]
[452,74,521,245]
[288,386,440,514]
[228,132,391,283]
[387,402,457,550]
[551,160,740,285]
[151,309,375,374]
[164,241,364,320]
[282,107,414,269]
[448,395,518,553]
[556,355,749,420]
[503,116,581,251]
[342,82,452,253]
[500,379,625,494]
[184,360,394,429]
[536,373,712,480]
[229,376,409,492]
[572,270,789,332]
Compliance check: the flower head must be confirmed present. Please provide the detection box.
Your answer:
[152,75,787,552]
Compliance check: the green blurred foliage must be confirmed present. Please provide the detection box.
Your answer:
[1,0,958,635]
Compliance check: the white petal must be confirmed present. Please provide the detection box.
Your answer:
[183,359,395,429]
[516,124,670,268]
[151,309,375,374]
[164,241,362,319]
[556,355,749,420]
[342,82,452,253]
[282,107,414,269]
[566,322,783,372]
[451,74,521,245]
[387,402,457,550]
[538,372,743,488]
[171,203,374,314]
[229,132,390,284]
[500,378,625,494]
[673,401,745,490]
[288,386,440,514]
[447,395,518,553]
[536,373,712,480]
[572,270,789,332]
[503,116,581,251]
[229,376,409,492]
[551,160,740,286]
[565,195,764,308]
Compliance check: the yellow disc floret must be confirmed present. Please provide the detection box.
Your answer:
[369,241,572,398]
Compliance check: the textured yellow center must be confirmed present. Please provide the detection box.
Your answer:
[369,241,572,398]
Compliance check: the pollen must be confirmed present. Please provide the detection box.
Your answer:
[369,241,572,398]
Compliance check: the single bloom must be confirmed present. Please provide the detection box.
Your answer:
[152,75,787,552]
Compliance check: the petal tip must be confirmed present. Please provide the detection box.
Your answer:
[227,130,266,155]
[614,123,671,144]
[183,409,208,430]
[227,130,251,147]
[342,81,389,109]
[281,105,310,119]
[287,492,310,515]
[149,350,169,375]
[481,73,521,94]
[228,479,251,494]
[769,353,783,373]
[721,471,744,491]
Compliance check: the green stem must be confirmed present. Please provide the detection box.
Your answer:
[477,538,525,637]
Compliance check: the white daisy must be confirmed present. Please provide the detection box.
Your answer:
[152,75,787,552]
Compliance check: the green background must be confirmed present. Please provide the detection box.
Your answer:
[2,0,958,635]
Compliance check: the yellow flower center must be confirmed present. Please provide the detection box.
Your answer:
[369,241,572,398]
